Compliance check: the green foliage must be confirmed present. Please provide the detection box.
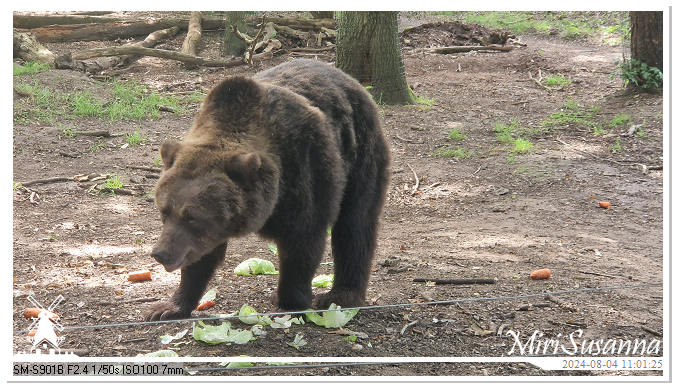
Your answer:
[544,74,572,87]
[13,62,50,76]
[15,79,182,124]
[541,99,598,132]
[610,137,622,153]
[413,93,435,106]
[512,138,534,154]
[267,243,278,256]
[611,59,663,90]
[448,128,466,141]
[154,155,162,168]
[124,130,147,146]
[593,125,608,136]
[107,80,179,120]
[103,175,123,190]
[608,113,631,128]
[89,140,105,153]
[495,120,538,154]
[430,146,470,159]
[59,125,76,139]
[71,91,105,117]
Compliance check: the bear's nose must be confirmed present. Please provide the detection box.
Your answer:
[151,249,170,265]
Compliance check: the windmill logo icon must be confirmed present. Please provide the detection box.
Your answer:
[26,293,64,352]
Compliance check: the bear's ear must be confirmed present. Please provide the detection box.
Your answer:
[204,77,263,123]
[160,140,181,169]
[225,152,262,184]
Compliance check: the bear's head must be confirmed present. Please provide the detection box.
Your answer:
[151,139,279,272]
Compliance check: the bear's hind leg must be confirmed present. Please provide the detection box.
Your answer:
[316,177,387,309]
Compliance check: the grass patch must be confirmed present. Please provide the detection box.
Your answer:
[124,130,147,146]
[90,140,105,153]
[495,119,539,154]
[14,79,182,124]
[101,175,124,194]
[610,137,622,154]
[512,138,534,154]
[608,113,631,128]
[413,93,435,106]
[430,146,471,159]
[448,128,466,141]
[107,80,179,121]
[71,91,105,117]
[14,81,65,123]
[541,98,598,132]
[593,125,608,136]
[434,11,629,43]
[59,125,77,139]
[544,74,572,87]
[13,62,50,76]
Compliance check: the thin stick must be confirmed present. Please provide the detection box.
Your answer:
[393,134,423,144]
[126,165,162,173]
[74,130,124,137]
[640,325,662,337]
[406,163,419,196]
[246,17,267,65]
[400,320,418,336]
[20,177,72,187]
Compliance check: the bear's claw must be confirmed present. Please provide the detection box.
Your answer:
[145,301,191,321]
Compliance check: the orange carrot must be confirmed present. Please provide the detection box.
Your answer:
[196,300,215,311]
[28,329,36,337]
[128,270,152,282]
[599,201,611,209]
[530,268,551,280]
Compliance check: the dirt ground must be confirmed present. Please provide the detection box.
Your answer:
[12,13,664,377]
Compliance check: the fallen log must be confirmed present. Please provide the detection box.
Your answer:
[13,30,55,64]
[429,44,514,54]
[15,17,225,43]
[73,45,281,68]
[274,23,312,41]
[13,13,123,29]
[252,16,335,31]
[181,11,202,57]
[56,25,180,73]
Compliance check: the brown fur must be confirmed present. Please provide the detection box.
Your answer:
[146,59,390,320]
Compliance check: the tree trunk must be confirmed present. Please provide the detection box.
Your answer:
[336,11,415,105]
[630,11,663,71]
[223,11,248,57]
[181,11,202,56]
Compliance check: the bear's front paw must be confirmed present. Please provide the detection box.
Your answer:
[271,287,312,311]
[145,301,191,321]
[315,289,364,309]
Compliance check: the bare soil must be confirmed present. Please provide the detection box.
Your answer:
[12,14,664,377]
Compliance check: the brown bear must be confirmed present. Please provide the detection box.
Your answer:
[146,59,390,321]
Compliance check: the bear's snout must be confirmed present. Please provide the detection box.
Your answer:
[151,248,171,265]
